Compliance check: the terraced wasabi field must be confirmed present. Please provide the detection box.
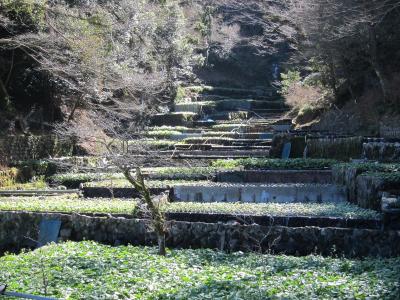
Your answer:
[0,242,399,299]
[0,195,380,219]
[0,85,399,299]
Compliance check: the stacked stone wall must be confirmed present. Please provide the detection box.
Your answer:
[1,211,399,258]
[0,135,73,163]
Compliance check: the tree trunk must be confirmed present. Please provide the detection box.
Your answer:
[368,24,392,103]
[68,95,83,121]
[0,77,11,111]
[372,61,392,103]
[157,233,166,256]
[123,167,167,256]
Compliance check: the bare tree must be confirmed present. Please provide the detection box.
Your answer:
[0,0,194,124]
[0,0,195,255]
[289,0,400,104]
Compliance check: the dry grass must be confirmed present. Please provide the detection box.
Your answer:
[283,83,328,126]
[284,83,324,109]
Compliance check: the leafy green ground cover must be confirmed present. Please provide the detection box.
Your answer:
[49,173,125,187]
[202,131,242,137]
[148,126,193,131]
[0,196,380,219]
[49,167,224,186]
[146,130,183,138]
[1,241,399,299]
[146,167,222,178]
[138,140,177,149]
[0,178,48,190]
[212,123,251,131]
[364,172,400,189]
[0,195,139,215]
[333,162,400,189]
[166,202,380,219]
[182,137,235,144]
[83,179,210,188]
[212,158,338,170]
[333,162,400,174]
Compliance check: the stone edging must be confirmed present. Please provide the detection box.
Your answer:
[1,211,399,258]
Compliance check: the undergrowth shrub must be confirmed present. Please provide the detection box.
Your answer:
[280,70,330,124]
[0,167,19,187]
[333,162,400,175]
[1,0,47,29]
[174,86,187,103]
[364,171,400,190]
[212,158,337,170]
[12,160,58,181]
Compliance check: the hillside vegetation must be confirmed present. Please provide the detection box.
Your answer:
[1,0,399,135]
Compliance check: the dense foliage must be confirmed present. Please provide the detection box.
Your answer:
[0,241,399,299]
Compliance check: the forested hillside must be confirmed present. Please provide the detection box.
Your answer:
[0,0,196,134]
[1,0,400,135]
[282,0,400,134]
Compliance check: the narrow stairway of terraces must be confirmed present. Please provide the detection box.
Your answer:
[147,86,292,159]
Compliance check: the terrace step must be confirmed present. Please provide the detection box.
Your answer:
[150,132,274,140]
[206,110,288,121]
[82,186,168,198]
[211,124,275,133]
[146,127,210,134]
[214,170,333,184]
[184,86,278,98]
[206,111,251,121]
[202,132,274,139]
[174,100,288,114]
[209,122,292,133]
[0,190,79,196]
[212,145,271,149]
[178,138,272,146]
[196,94,281,101]
[169,149,270,158]
[172,183,347,203]
[220,116,291,123]
[165,212,381,229]
[174,102,216,114]
[146,133,202,140]
[174,144,271,151]
[151,112,198,126]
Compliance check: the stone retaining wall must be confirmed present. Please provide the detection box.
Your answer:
[172,184,347,203]
[306,136,363,160]
[269,134,306,158]
[356,175,386,210]
[1,211,398,257]
[82,186,168,198]
[165,212,382,229]
[0,135,74,163]
[380,125,400,139]
[332,165,397,210]
[332,164,360,203]
[362,142,400,162]
[215,170,332,184]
